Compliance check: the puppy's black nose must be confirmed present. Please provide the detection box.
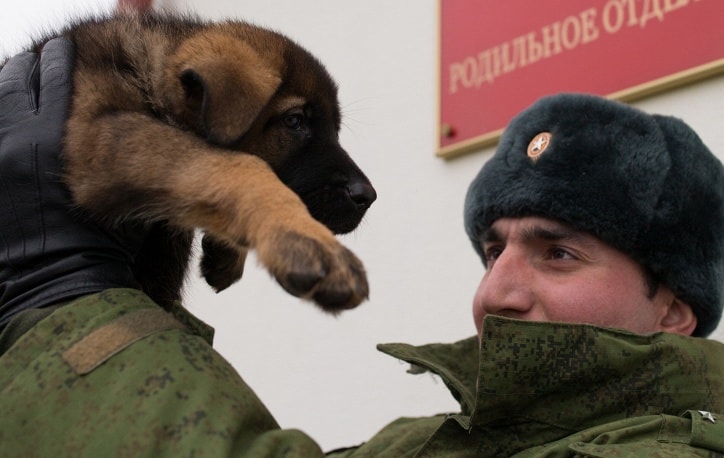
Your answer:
[347,181,377,210]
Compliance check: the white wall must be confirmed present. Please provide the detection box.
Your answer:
[2,1,724,452]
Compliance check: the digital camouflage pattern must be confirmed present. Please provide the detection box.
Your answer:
[2,290,723,457]
[329,316,724,457]
[0,289,324,457]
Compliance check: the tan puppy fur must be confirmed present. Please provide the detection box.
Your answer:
[34,13,376,312]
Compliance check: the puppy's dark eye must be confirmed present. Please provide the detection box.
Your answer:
[282,113,304,130]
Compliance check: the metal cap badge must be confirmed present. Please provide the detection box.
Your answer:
[527,132,552,162]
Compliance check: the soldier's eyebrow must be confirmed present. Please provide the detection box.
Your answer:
[521,225,582,243]
[481,222,591,246]
[481,227,503,244]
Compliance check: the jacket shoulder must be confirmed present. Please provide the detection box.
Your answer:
[517,411,724,457]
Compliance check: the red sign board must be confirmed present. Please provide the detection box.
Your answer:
[438,0,724,158]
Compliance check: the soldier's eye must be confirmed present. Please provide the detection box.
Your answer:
[484,245,503,264]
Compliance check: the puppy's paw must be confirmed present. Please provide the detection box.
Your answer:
[200,235,248,292]
[258,231,368,311]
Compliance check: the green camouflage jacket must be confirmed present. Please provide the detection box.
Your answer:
[0,288,324,457]
[2,289,723,457]
[330,316,724,457]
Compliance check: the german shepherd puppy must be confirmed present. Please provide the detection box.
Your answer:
[29,13,376,312]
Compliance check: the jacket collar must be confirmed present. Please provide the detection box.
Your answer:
[379,316,724,436]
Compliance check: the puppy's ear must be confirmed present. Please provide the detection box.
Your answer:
[164,31,282,144]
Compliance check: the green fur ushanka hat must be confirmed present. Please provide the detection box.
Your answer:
[464,93,724,337]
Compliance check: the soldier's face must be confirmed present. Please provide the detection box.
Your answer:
[472,217,696,337]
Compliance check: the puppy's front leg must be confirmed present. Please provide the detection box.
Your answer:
[65,113,368,311]
[177,151,368,311]
[200,234,248,292]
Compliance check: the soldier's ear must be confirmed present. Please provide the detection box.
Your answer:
[657,290,698,336]
[166,32,282,145]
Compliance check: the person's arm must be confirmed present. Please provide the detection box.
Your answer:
[325,416,445,457]
[0,40,327,456]
[0,37,144,331]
